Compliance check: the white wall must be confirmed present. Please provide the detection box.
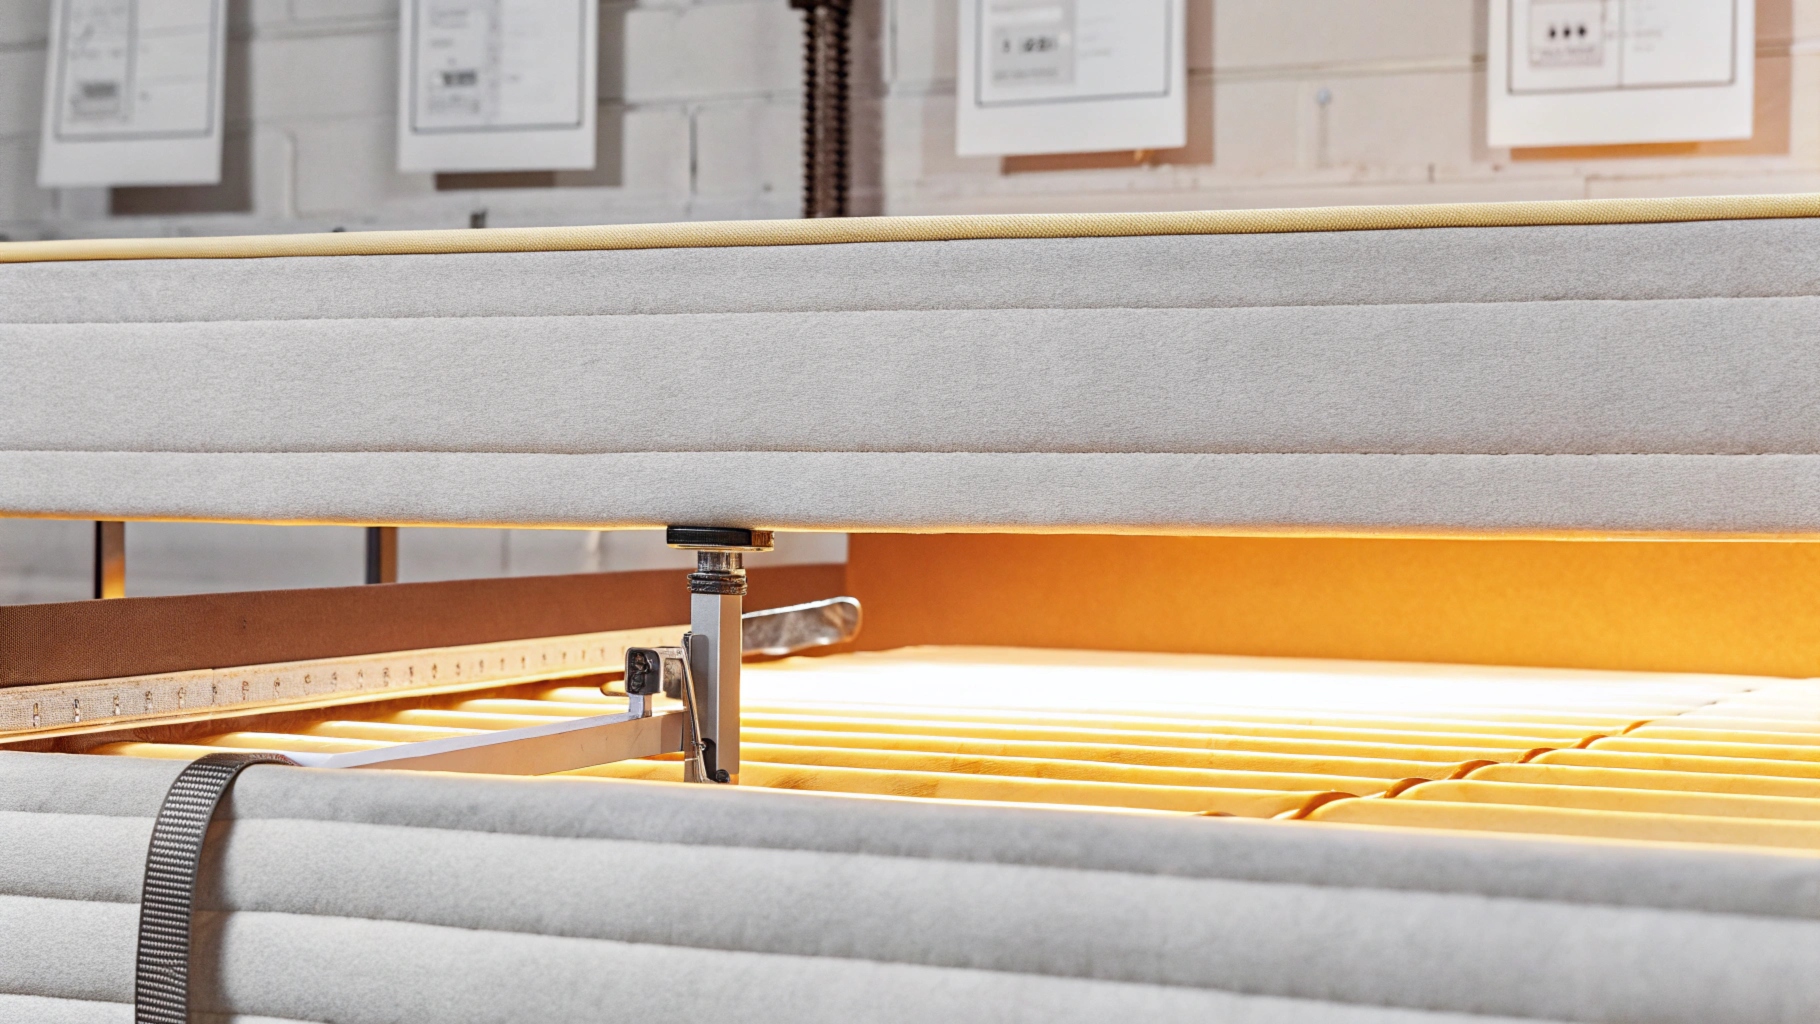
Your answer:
[887,0,1820,213]
[0,0,839,238]
[4,0,1818,242]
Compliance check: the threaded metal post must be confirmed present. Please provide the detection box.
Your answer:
[792,0,851,218]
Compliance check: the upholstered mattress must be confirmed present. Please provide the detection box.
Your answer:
[7,750,1820,1024]
[4,195,1820,535]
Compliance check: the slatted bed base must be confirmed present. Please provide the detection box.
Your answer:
[12,664,1820,1018]
[15,645,1820,854]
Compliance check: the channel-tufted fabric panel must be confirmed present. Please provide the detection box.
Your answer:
[3,750,1820,1023]
[3,211,1820,533]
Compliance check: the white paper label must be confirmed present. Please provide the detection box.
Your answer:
[397,0,598,173]
[958,0,1185,157]
[1489,0,1752,146]
[37,0,225,187]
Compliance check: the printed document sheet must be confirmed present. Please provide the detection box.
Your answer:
[38,0,225,187]
[398,0,598,172]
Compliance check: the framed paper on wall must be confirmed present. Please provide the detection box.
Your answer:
[956,0,1186,157]
[397,0,599,173]
[1488,0,1753,147]
[37,0,227,187]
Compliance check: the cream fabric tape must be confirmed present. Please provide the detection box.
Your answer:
[4,193,1820,264]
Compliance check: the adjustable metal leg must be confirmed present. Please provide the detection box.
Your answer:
[667,526,775,784]
[687,555,744,783]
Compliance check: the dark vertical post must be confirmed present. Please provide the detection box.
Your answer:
[365,526,398,585]
[93,521,126,599]
[791,0,851,218]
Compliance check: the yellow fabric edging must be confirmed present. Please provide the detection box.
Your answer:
[4,193,1819,264]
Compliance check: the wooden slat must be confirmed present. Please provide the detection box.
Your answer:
[1309,798,1820,851]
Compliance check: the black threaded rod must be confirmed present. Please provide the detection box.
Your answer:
[792,0,851,218]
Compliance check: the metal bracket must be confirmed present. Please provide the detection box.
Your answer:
[247,543,859,780]
[286,708,687,774]
[623,639,716,781]
[743,596,861,656]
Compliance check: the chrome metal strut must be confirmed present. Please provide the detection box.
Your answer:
[663,525,775,784]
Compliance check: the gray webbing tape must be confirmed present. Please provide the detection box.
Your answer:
[135,751,296,1024]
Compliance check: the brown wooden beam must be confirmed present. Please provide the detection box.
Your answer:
[1,564,845,688]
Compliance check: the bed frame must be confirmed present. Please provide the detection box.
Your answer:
[4,195,1820,1023]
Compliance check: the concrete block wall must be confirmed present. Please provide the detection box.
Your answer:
[4,0,1816,235]
[0,0,832,240]
[885,0,1820,214]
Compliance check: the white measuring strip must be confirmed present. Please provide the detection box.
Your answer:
[0,624,685,737]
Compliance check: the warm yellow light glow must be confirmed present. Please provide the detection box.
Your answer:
[87,646,1820,853]
[1308,799,1820,851]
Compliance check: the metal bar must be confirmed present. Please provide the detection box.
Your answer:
[93,521,125,599]
[674,634,711,781]
[364,526,397,584]
[663,528,778,784]
[743,596,861,655]
[297,708,686,775]
[690,584,744,782]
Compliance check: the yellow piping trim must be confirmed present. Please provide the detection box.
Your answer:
[4,193,1820,263]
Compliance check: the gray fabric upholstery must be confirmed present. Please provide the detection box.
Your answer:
[4,219,1819,532]
[6,450,1820,533]
[3,750,1818,1023]
[4,219,1819,322]
[8,301,1820,457]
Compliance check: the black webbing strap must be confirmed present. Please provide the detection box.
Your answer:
[135,752,296,1024]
